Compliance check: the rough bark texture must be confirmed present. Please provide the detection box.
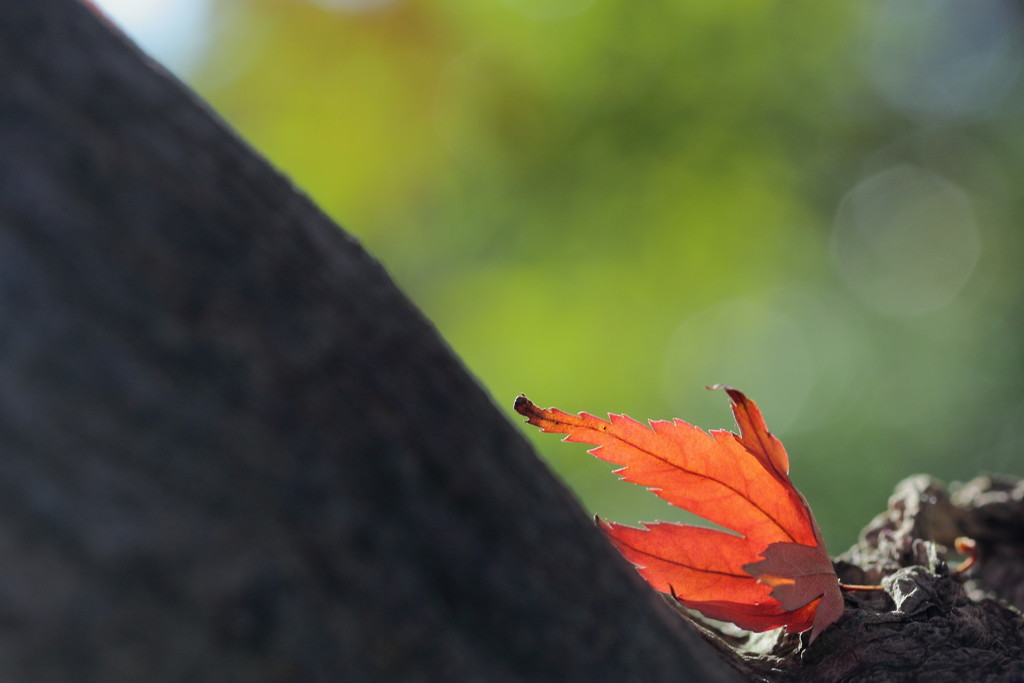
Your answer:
[3,2,1023,682]
[710,475,1024,681]
[0,1,739,681]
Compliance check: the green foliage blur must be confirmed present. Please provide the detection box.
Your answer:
[149,0,1024,550]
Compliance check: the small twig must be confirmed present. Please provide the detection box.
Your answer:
[950,537,978,577]
[839,582,886,592]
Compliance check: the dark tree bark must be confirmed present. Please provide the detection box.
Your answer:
[0,1,737,680]
[711,475,1024,681]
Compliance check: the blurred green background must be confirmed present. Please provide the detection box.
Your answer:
[97,0,1024,552]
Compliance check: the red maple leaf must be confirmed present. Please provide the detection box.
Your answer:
[514,387,843,641]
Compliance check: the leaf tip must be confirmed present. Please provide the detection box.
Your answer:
[514,394,544,422]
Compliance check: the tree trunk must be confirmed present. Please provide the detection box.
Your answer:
[0,1,736,680]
